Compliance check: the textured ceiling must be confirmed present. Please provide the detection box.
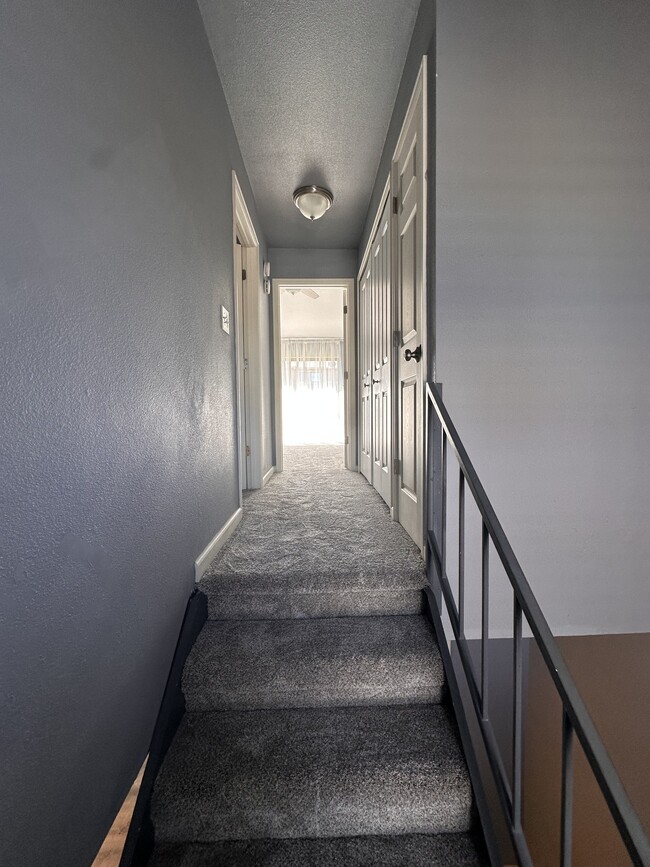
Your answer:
[198,0,420,249]
[281,288,344,338]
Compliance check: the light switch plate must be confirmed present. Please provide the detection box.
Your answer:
[221,305,230,334]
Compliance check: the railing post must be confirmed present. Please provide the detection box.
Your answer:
[424,383,650,867]
[430,383,444,586]
[513,600,523,830]
[458,469,465,636]
[561,709,575,867]
[441,431,447,579]
[481,521,489,721]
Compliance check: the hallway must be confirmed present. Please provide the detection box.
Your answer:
[202,446,424,619]
[147,447,484,865]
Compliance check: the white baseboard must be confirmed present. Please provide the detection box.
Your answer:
[262,465,275,486]
[194,507,243,582]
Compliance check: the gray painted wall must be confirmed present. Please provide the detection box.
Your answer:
[0,2,268,863]
[358,0,436,265]
[436,0,650,635]
[269,247,357,280]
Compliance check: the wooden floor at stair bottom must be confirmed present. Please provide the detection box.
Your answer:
[92,764,145,867]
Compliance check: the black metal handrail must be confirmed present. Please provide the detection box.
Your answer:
[425,381,650,867]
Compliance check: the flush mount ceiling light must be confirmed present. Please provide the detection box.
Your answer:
[293,185,333,221]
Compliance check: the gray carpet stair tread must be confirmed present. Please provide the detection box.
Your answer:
[150,833,485,866]
[199,446,424,621]
[183,615,446,711]
[152,704,473,843]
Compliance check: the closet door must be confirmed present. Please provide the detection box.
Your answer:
[394,65,426,550]
[371,199,392,507]
[359,266,372,483]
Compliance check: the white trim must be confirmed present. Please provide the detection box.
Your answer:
[343,282,358,471]
[262,465,275,486]
[194,507,243,582]
[276,279,352,289]
[357,180,390,491]
[272,278,356,469]
[355,60,428,549]
[271,278,284,474]
[232,171,264,492]
[394,56,427,160]
[391,56,428,555]
[358,175,391,285]
[232,173,259,247]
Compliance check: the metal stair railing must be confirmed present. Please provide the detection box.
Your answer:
[425,381,650,867]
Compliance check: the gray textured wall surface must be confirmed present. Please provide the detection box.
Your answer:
[358,1,436,264]
[0,2,267,863]
[436,0,650,635]
[269,248,357,280]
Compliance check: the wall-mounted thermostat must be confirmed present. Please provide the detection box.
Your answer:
[221,305,230,334]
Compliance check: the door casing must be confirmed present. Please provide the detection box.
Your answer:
[232,171,264,498]
[356,57,428,553]
[271,278,357,472]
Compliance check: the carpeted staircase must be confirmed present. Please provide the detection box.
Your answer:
[147,447,485,866]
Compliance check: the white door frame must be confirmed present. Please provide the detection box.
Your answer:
[271,278,357,471]
[357,177,391,503]
[392,57,428,553]
[232,171,264,496]
[355,57,428,553]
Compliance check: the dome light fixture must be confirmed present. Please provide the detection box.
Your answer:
[293,185,333,221]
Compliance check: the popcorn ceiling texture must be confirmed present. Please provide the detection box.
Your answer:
[198,0,421,248]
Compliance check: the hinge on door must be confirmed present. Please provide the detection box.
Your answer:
[246,445,251,457]
[344,370,349,381]
[393,330,401,349]
[345,435,349,445]
[393,458,400,475]
[242,269,247,281]
[343,305,348,315]
[392,196,398,214]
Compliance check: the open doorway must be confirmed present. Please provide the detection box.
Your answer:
[272,279,356,473]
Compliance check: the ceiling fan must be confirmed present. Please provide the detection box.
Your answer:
[281,286,320,299]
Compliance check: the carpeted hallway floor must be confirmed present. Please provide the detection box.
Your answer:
[148,446,485,865]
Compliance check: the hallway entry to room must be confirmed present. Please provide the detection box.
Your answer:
[273,279,356,472]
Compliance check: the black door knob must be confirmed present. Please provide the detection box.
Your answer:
[404,345,422,362]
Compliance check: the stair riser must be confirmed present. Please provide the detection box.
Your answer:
[207,589,424,620]
[150,834,484,867]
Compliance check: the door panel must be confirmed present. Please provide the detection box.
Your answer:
[400,211,417,340]
[400,379,417,494]
[359,268,372,483]
[236,241,249,490]
[394,66,426,550]
[371,199,392,506]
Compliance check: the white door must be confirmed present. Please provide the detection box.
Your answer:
[235,240,250,490]
[371,198,392,506]
[393,63,426,550]
[359,266,372,482]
